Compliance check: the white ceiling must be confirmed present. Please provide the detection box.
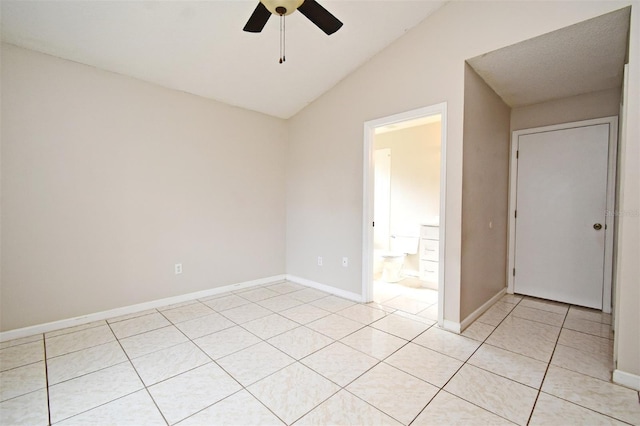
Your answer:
[467,7,630,108]
[1,0,446,119]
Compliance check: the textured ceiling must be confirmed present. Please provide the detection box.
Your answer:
[1,0,446,119]
[467,7,630,108]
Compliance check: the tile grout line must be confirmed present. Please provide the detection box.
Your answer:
[524,300,570,425]
[42,333,52,426]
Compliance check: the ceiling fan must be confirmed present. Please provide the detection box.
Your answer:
[243,0,343,35]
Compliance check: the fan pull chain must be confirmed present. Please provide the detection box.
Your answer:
[279,14,286,64]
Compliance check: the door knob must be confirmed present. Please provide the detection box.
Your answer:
[593,223,602,230]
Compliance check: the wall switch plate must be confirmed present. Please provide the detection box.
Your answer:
[317,257,323,266]
[342,257,348,267]
[175,263,183,274]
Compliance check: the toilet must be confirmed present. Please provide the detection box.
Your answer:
[380,234,419,282]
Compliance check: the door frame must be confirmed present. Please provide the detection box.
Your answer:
[362,103,447,327]
[507,116,618,313]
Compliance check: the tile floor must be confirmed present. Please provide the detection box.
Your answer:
[1,279,639,425]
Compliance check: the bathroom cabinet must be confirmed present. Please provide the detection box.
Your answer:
[419,225,439,289]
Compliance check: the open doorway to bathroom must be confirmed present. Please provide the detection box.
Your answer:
[362,103,446,327]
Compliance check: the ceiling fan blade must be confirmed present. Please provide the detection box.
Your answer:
[297,0,343,35]
[243,2,271,33]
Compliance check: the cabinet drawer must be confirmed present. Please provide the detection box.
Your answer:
[420,239,439,261]
[420,225,439,240]
[420,260,439,283]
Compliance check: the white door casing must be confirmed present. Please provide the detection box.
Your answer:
[508,117,618,312]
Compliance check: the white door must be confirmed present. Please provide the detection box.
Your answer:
[514,124,610,309]
[374,149,391,250]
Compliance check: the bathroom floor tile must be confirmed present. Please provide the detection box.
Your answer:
[413,391,515,425]
[461,321,495,342]
[550,343,613,381]
[268,326,333,359]
[193,325,261,360]
[296,389,401,426]
[306,314,363,340]
[45,324,115,358]
[0,361,47,402]
[476,301,515,326]
[444,364,538,425]
[341,327,407,360]
[202,294,251,312]
[107,309,157,324]
[563,317,613,339]
[221,303,273,324]
[267,281,305,294]
[241,313,299,339]
[518,297,569,315]
[0,335,42,351]
[413,326,481,362]
[160,301,214,324]
[45,321,106,339]
[237,287,280,303]
[310,295,356,312]
[288,288,330,303]
[217,341,294,386]
[47,341,127,385]
[148,363,241,425]
[500,294,524,305]
[179,390,285,426]
[529,392,626,426]
[557,328,613,356]
[48,362,143,423]
[347,362,438,425]
[0,340,44,372]
[511,304,566,327]
[130,341,210,386]
[370,312,431,340]
[257,294,303,312]
[541,365,640,424]
[301,342,379,386]
[109,312,171,339]
[248,363,340,425]
[386,342,463,388]
[174,312,235,339]
[566,306,612,325]
[416,304,439,321]
[485,316,560,362]
[380,295,431,315]
[337,304,387,325]
[55,389,166,425]
[468,343,547,389]
[119,326,188,359]
[0,388,49,426]
[279,304,331,325]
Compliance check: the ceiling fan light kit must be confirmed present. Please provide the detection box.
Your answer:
[243,0,343,63]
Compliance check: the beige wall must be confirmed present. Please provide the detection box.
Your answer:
[286,1,636,326]
[460,65,511,319]
[511,88,621,131]
[1,44,287,331]
[374,122,441,272]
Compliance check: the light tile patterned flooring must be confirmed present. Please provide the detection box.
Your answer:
[1,279,639,425]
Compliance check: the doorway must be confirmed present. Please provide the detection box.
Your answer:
[362,103,447,326]
[508,117,618,312]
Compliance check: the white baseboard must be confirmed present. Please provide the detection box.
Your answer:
[613,369,640,391]
[285,275,363,302]
[0,274,286,343]
[458,287,507,333]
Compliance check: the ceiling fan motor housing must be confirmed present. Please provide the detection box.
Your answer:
[261,0,304,16]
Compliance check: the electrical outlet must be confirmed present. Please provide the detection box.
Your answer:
[342,257,348,267]
[317,257,323,266]
[174,263,183,275]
